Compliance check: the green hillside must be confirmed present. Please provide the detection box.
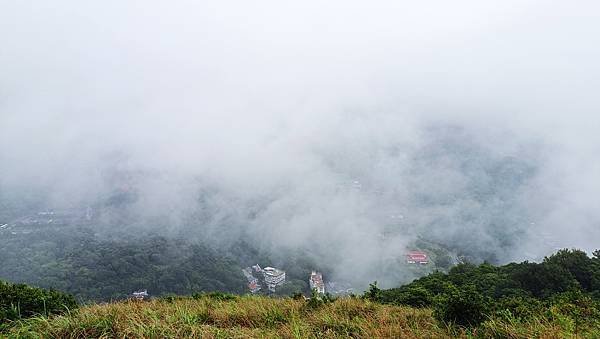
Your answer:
[3,249,600,338]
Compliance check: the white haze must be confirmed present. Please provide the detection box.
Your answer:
[1,1,600,287]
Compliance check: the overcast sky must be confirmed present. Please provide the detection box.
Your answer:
[1,1,599,285]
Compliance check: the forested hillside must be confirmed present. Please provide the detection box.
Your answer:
[370,249,600,329]
[0,221,331,301]
[0,229,247,300]
[4,251,600,339]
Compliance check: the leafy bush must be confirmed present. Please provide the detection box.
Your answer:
[291,292,304,300]
[547,289,600,335]
[434,285,490,327]
[491,296,543,320]
[306,289,336,309]
[0,280,77,324]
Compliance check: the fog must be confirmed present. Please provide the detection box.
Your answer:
[1,1,600,287]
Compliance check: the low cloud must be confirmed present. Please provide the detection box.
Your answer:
[1,1,599,287]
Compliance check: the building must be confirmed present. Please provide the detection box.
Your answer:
[132,290,148,300]
[262,267,286,292]
[406,251,428,264]
[242,267,261,293]
[309,271,325,294]
[248,280,260,293]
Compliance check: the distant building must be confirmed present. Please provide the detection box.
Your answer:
[309,271,325,294]
[248,280,261,293]
[406,251,428,264]
[132,290,148,300]
[262,267,286,292]
[242,267,261,293]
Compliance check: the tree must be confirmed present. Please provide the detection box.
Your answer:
[510,262,576,298]
[363,281,382,302]
[544,249,594,291]
[393,286,433,308]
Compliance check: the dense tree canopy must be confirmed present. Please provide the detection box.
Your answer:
[0,229,248,301]
[371,249,600,327]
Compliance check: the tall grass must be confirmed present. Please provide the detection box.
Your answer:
[4,295,593,338]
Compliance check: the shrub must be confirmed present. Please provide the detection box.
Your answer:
[548,289,600,335]
[291,292,304,300]
[492,296,543,320]
[0,280,77,324]
[434,285,490,327]
[306,289,335,309]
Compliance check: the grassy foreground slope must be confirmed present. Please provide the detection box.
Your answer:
[6,294,578,339]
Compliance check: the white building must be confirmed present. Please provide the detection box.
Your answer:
[309,271,325,294]
[132,290,148,300]
[262,267,286,292]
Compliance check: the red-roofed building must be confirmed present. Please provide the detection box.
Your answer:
[406,251,428,265]
[248,280,260,293]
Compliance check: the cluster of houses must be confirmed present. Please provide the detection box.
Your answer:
[241,266,333,295]
[130,249,429,300]
[129,250,428,301]
[242,264,286,293]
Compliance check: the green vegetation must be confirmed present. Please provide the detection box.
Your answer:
[0,280,76,332]
[5,291,600,338]
[0,219,325,301]
[2,249,600,337]
[0,231,249,301]
[367,249,600,334]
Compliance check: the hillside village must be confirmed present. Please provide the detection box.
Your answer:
[240,253,432,296]
[0,200,481,303]
[242,265,331,295]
